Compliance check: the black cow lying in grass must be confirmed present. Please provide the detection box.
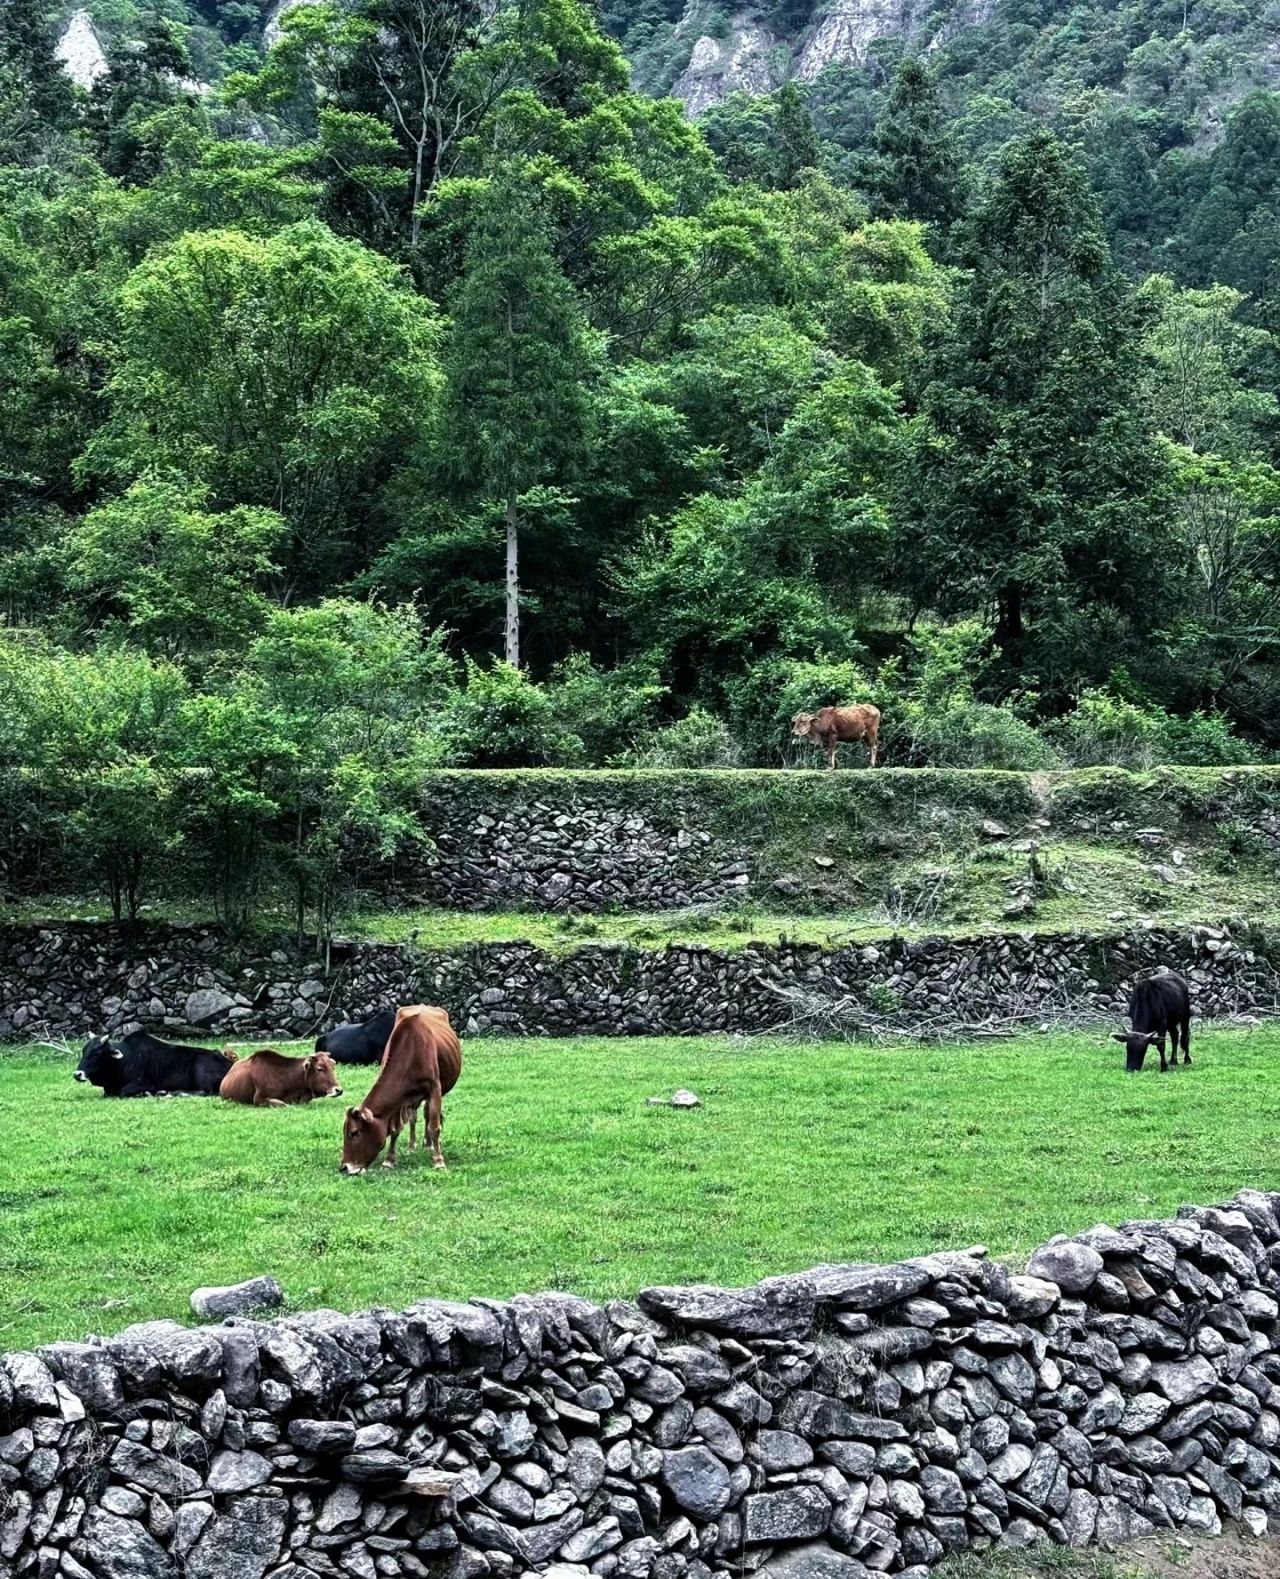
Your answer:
[75,1031,235,1098]
[316,1008,396,1066]
[1113,972,1192,1073]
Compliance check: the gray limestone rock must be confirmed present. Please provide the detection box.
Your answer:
[1026,1239,1104,1295]
[183,1497,288,1579]
[743,1487,831,1544]
[659,1448,731,1520]
[190,1277,284,1320]
[81,1510,177,1579]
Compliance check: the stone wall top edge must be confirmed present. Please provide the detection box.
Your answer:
[8,1186,1279,1379]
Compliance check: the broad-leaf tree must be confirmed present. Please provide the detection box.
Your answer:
[87,220,441,595]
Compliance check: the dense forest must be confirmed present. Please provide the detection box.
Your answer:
[2,0,1280,928]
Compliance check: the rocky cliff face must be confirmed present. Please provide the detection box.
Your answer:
[796,0,915,82]
[54,8,108,91]
[673,16,787,117]
[667,0,1001,115]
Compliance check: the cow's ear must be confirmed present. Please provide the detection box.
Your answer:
[1111,1034,1128,1045]
[358,1105,375,1124]
[303,1055,315,1074]
[112,1048,125,1060]
[345,1106,362,1126]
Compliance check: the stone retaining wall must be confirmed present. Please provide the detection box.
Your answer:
[0,921,1276,1044]
[401,767,1280,915]
[5,1191,1280,1578]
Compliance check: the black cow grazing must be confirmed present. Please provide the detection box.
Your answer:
[1112,972,1192,1073]
[75,1031,236,1098]
[316,1009,396,1066]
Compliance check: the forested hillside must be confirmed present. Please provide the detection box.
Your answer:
[3,0,1280,930]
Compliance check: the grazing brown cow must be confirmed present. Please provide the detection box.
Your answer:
[220,1049,344,1107]
[792,703,881,769]
[340,1005,462,1174]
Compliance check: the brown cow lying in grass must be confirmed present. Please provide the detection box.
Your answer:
[220,1049,344,1107]
[792,703,881,769]
[340,1005,462,1174]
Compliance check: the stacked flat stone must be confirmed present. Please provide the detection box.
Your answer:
[3,1190,1280,1579]
[423,807,749,913]
[0,920,1269,1043]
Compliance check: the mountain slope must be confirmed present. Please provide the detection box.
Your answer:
[614,0,1280,152]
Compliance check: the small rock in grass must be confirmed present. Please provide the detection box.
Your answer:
[645,1091,701,1108]
[190,1277,284,1320]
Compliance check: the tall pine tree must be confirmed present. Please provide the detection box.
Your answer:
[901,129,1172,674]
[773,81,821,190]
[867,59,965,232]
[441,176,596,667]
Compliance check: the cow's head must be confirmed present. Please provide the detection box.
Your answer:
[306,1054,343,1099]
[75,1035,124,1088]
[1112,1031,1158,1073]
[791,711,817,742]
[340,1105,387,1174]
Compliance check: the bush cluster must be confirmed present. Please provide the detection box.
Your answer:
[2,603,1263,935]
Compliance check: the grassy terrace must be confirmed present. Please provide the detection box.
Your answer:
[2,1025,1277,1351]
[4,764,1279,948]
[4,833,1278,954]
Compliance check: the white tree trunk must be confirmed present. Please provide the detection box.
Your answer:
[505,494,520,668]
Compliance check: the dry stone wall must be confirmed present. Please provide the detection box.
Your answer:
[0,920,1275,1045]
[406,770,1045,915]
[5,1191,1280,1579]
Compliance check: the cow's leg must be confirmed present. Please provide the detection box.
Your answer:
[1181,1017,1192,1065]
[427,1088,446,1170]
[116,1081,153,1098]
[1157,1033,1169,1072]
[383,1126,400,1170]
[825,734,837,770]
[407,1103,418,1153]
[254,1095,286,1108]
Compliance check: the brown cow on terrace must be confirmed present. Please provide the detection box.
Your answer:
[220,1048,344,1108]
[792,703,881,769]
[340,1005,462,1175]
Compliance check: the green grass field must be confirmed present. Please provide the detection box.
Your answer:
[1,1027,1277,1352]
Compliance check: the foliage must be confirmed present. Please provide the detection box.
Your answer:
[442,659,585,767]
[865,60,967,234]
[628,705,744,768]
[440,173,599,665]
[0,637,187,918]
[86,221,442,597]
[0,0,1278,940]
[1050,689,1260,768]
[900,130,1174,691]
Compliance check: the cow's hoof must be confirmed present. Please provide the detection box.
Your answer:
[382,1160,396,1170]
[434,1161,447,1171]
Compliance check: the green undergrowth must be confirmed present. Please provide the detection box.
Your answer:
[1,1025,1278,1352]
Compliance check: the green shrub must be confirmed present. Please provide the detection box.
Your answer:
[545,655,666,765]
[1163,709,1261,766]
[1051,689,1259,767]
[630,706,744,767]
[442,661,585,767]
[898,703,1060,769]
